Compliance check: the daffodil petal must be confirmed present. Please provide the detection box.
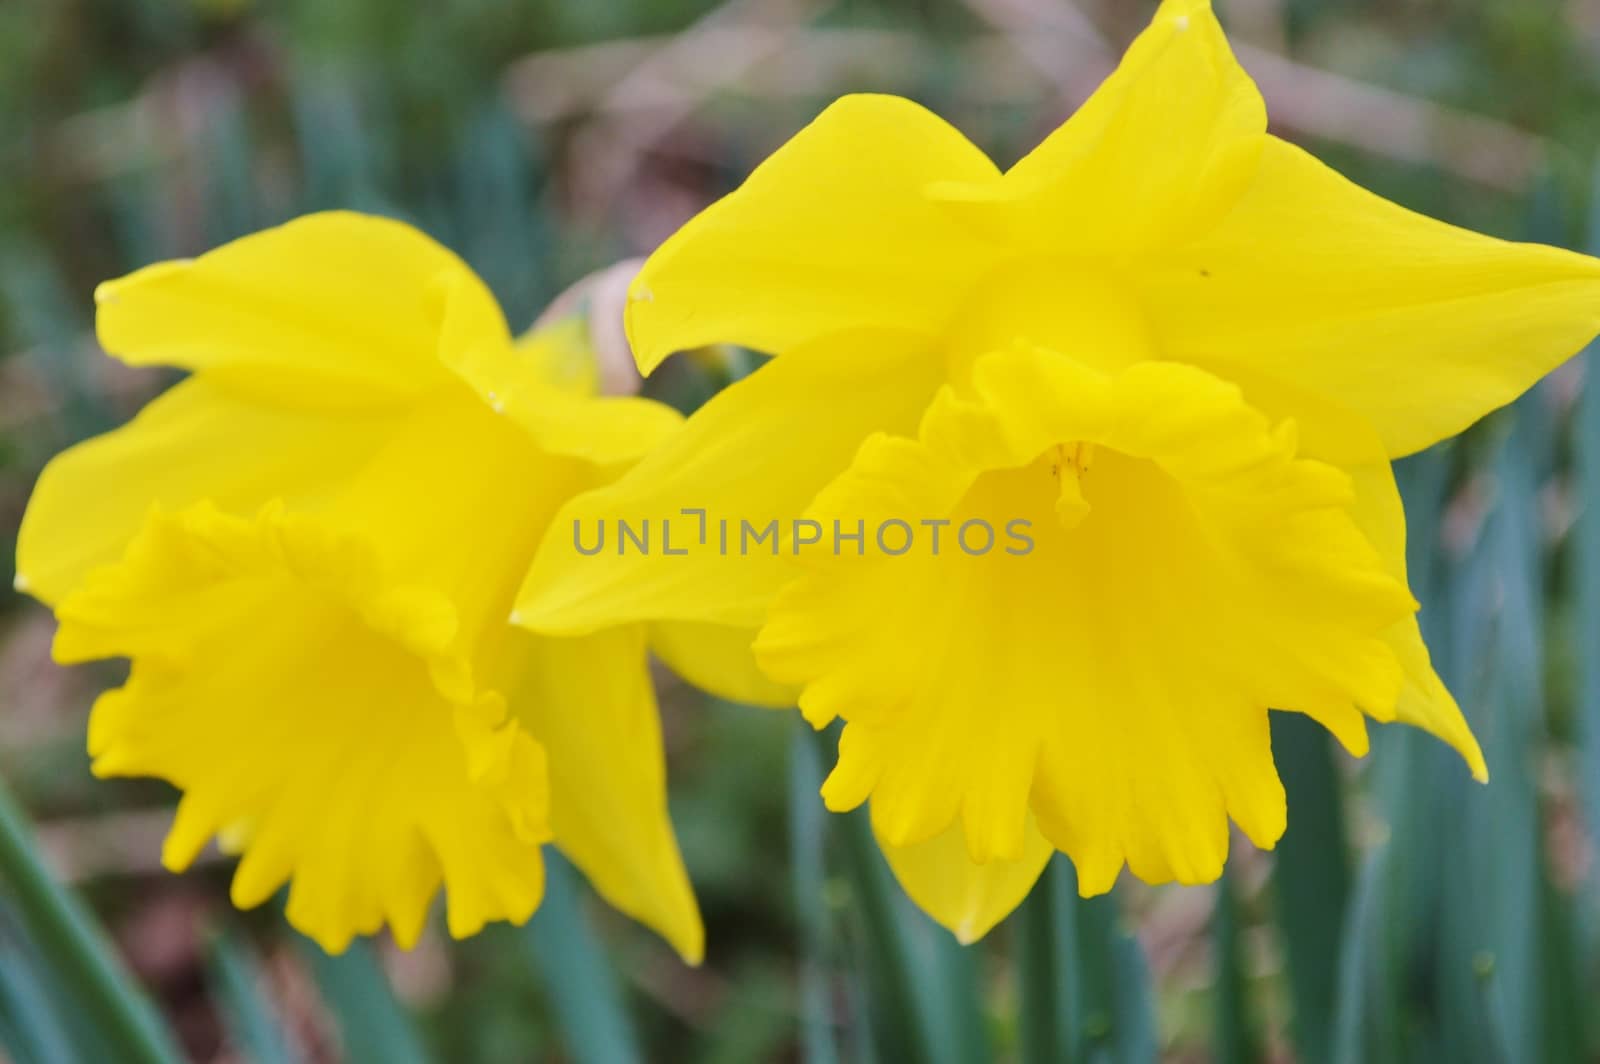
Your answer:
[437,273,685,466]
[1221,370,1487,779]
[513,316,602,397]
[875,815,1052,944]
[15,378,401,605]
[514,329,944,635]
[95,211,478,405]
[758,348,1412,888]
[505,394,685,468]
[1347,461,1488,780]
[58,503,550,954]
[650,621,797,708]
[499,625,703,963]
[625,95,1004,372]
[1143,136,1600,457]
[932,0,1263,258]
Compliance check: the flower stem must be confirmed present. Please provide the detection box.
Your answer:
[789,722,841,1064]
[818,726,941,1064]
[1017,860,1061,1064]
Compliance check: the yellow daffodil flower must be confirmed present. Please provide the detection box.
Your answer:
[16,212,706,959]
[516,0,1600,942]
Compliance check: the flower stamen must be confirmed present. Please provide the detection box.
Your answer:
[1050,441,1095,528]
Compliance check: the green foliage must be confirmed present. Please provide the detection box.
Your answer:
[0,778,179,1064]
[3,1,1600,1061]
[205,930,297,1064]
[302,939,432,1064]
[521,855,642,1064]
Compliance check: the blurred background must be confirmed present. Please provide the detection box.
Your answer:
[4,0,1600,1060]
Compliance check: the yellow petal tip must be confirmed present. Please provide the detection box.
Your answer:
[389,924,423,952]
[1456,734,1489,784]
[676,934,707,966]
[159,846,194,876]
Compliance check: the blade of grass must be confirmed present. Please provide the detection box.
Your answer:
[833,802,942,1064]
[1268,712,1349,1064]
[0,776,181,1064]
[520,852,641,1064]
[841,932,884,1064]
[789,720,841,1064]
[200,92,263,243]
[1535,874,1585,1064]
[791,718,991,1064]
[1109,921,1156,1064]
[0,912,95,1064]
[1050,858,1082,1051]
[1056,860,1154,1064]
[806,726,950,1063]
[301,939,430,1064]
[1427,479,1498,1064]
[1420,410,1544,1064]
[0,251,108,438]
[1330,847,1390,1064]
[1468,412,1545,1060]
[451,102,548,329]
[206,928,298,1064]
[1574,164,1600,941]
[1017,861,1059,1064]
[1212,868,1258,1064]
[933,929,990,1064]
[289,71,391,214]
[1330,448,1459,1063]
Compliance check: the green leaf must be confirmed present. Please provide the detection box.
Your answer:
[789,720,842,1064]
[1109,917,1157,1064]
[833,801,944,1064]
[301,938,430,1064]
[0,905,105,1064]
[1396,409,1546,1064]
[1330,846,1394,1064]
[1451,412,1546,1062]
[933,928,990,1064]
[1574,163,1600,961]
[1016,862,1060,1064]
[1329,449,1458,1064]
[206,928,298,1064]
[814,721,950,1064]
[1212,868,1258,1064]
[520,852,640,1064]
[1056,860,1156,1063]
[0,776,182,1064]
[1268,713,1350,1064]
